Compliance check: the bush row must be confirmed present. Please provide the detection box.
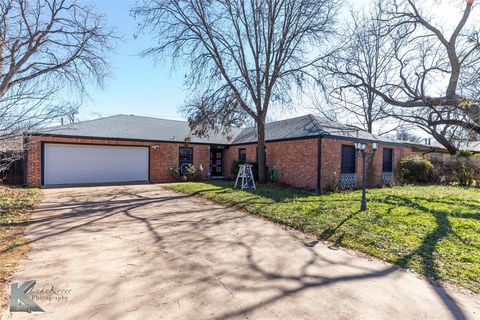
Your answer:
[401,152,480,187]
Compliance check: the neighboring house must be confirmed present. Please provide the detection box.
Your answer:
[24,114,414,191]
[0,136,24,185]
[406,140,480,163]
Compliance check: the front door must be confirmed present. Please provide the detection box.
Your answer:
[210,149,223,176]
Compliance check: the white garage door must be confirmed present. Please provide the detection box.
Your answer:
[44,143,149,186]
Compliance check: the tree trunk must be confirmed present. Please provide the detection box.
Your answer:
[257,120,267,183]
[367,121,373,134]
[431,131,458,155]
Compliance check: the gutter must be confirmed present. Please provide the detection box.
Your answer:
[22,134,28,187]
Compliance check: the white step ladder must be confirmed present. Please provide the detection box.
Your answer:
[234,164,256,190]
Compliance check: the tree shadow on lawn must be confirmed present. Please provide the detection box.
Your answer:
[379,194,480,218]
[381,195,476,274]
[207,181,313,202]
[299,192,475,320]
[315,210,361,245]
[383,195,476,319]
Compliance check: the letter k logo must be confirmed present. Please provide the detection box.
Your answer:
[10,280,44,313]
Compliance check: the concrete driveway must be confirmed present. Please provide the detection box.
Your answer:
[2,185,479,320]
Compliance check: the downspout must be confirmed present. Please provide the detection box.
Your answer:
[22,134,28,187]
[316,137,322,194]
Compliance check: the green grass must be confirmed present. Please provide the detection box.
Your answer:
[163,182,480,293]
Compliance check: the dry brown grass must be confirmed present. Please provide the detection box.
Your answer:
[0,186,38,310]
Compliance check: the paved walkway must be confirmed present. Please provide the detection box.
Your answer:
[2,185,479,319]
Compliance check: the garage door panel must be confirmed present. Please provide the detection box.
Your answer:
[44,144,149,185]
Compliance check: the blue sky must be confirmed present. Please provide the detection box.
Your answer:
[80,0,318,122]
[80,0,456,126]
[80,0,189,121]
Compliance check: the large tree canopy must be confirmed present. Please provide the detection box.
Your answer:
[133,0,339,182]
[320,5,396,134]
[328,0,480,153]
[0,0,113,139]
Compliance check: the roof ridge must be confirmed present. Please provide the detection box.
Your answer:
[268,114,311,124]
[115,114,189,123]
[310,114,364,132]
[30,114,124,132]
[307,114,328,136]
[74,114,124,124]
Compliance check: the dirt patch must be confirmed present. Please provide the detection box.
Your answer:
[0,186,39,310]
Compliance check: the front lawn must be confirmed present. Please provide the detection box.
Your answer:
[0,186,38,309]
[164,182,480,293]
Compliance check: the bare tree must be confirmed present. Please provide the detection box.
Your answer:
[336,0,480,154]
[0,0,113,143]
[320,3,396,134]
[62,104,80,124]
[133,0,339,182]
[394,126,423,142]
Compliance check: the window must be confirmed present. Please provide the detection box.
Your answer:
[239,148,247,163]
[341,145,356,173]
[179,147,193,174]
[382,148,393,173]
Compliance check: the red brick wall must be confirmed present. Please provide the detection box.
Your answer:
[320,138,413,191]
[320,138,348,191]
[25,135,210,187]
[224,144,257,176]
[266,139,318,190]
[224,139,319,190]
[26,134,414,190]
[225,138,413,191]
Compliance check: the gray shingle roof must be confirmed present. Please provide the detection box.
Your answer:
[405,140,480,153]
[232,114,399,144]
[33,114,401,145]
[35,115,240,144]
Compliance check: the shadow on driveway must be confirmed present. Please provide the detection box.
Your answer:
[2,184,478,320]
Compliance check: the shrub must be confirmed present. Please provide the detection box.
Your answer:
[401,155,433,183]
[419,152,480,187]
[196,164,205,180]
[169,163,205,182]
[169,164,181,181]
[456,149,473,158]
[453,152,475,187]
[429,157,456,185]
[455,160,474,187]
[183,164,205,181]
[183,164,196,181]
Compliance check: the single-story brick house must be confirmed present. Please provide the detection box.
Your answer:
[24,114,417,191]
